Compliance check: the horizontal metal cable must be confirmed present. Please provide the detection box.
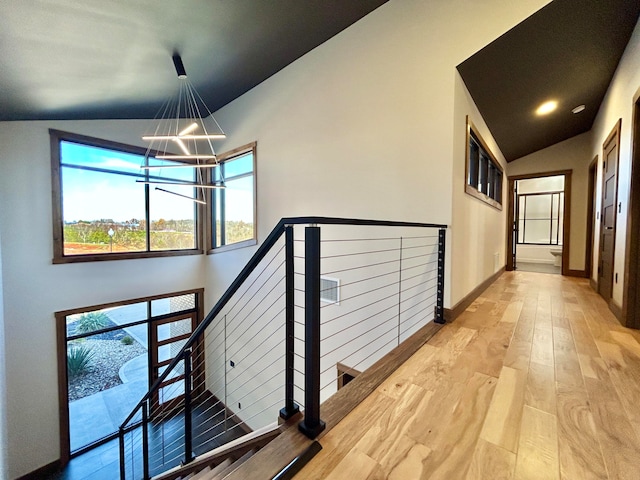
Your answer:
[224,353,285,400]
[221,243,285,320]
[193,382,284,445]
[321,310,397,362]
[399,312,432,338]
[225,270,285,338]
[320,330,400,394]
[204,293,285,369]
[322,302,398,342]
[320,246,402,260]
[319,257,403,276]
[321,288,399,326]
[399,295,436,322]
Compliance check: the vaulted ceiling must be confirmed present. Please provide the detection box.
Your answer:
[457,0,640,161]
[0,1,388,121]
[0,0,639,162]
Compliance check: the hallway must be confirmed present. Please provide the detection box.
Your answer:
[299,271,640,479]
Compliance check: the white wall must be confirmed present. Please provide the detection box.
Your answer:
[588,17,640,308]
[0,0,556,476]
[205,0,548,311]
[451,73,508,306]
[508,132,593,271]
[0,230,8,480]
[0,120,207,479]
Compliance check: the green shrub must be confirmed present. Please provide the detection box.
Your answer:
[67,344,95,378]
[121,335,134,345]
[75,312,109,334]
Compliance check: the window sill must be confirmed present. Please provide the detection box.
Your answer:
[465,184,503,211]
[53,248,203,264]
[208,238,257,254]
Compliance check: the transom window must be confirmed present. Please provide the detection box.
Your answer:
[50,129,202,263]
[209,142,257,251]
[465,117,503,209]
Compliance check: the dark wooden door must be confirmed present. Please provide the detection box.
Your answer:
[598,123,620,300]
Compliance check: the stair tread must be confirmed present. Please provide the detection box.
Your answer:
[188,465,211,480]
[207,457,232,477]
[209,449,256,480]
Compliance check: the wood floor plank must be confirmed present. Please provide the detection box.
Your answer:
[514,406,560,480]
[418,372,497,480]
[553,326,584,390]
[480,366,527,452]
[566,310,600,357]
[556,385,608,480]
[387,442,431,480]
[530,326,554,368]
[324,447,378,480]
[525,361,556,414]
[584,374,640,480]
[595,339,640,440]
[504,339,532,371]
[465,438,516,480]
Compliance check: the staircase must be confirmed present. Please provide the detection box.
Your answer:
[119,217,448,480]
[175,449,257,480]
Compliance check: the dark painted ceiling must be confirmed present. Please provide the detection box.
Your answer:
[1,0,638,163]
[0,0,388,121]
[458,0,640,162]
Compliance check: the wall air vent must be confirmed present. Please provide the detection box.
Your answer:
[320,277,340,305]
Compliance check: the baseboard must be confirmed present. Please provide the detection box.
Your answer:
[16,460,60,480]
[590,278,598,290]
[566,269,587,278]
[609,300,623,322]
[444,267,505,322]
[517,259,555,265]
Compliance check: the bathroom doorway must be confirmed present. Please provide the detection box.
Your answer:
[507,171,571,275]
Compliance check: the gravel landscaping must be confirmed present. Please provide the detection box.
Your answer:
[68,337,146,402]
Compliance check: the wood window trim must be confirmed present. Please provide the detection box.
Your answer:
[465,117,504,211]
[55,288,204,466]
[206,141,258,254]
[50,129,205,264]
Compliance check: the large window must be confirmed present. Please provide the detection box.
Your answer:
[209,142,257,251]
[465,117,503,209]
[517,191,564,245]
[51,130,202,263]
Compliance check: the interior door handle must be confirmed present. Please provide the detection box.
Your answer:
[606,226,613,230]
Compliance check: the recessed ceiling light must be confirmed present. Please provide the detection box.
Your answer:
[571,104,586,114]
[536,100,558,116]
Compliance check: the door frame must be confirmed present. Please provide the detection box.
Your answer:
[586,156,598,282]
[506,170,572,275]
[623,95,640,328]
[597,120,621,302]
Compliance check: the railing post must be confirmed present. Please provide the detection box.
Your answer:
[435,228,446,324]
[183,348,194,465]
[119,427,126,480]
[142,403,150,480]
[281,225,300,420]
[298,225,326,439]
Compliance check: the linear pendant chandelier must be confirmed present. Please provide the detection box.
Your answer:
[138,54,226,204]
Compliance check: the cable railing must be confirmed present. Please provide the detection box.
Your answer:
[119,217,447,479]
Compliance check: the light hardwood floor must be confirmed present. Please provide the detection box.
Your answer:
[298,271,640,479]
